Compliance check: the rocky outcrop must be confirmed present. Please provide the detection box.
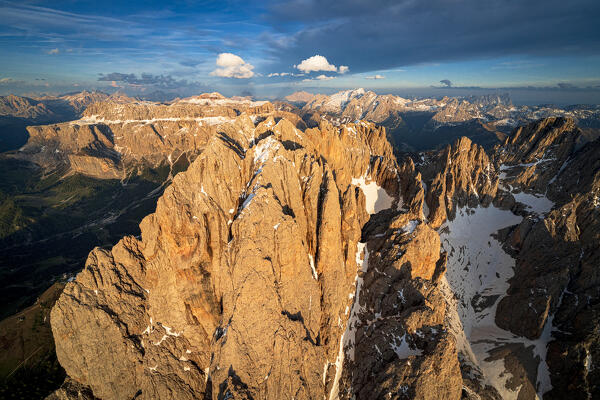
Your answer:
[422,137,497,228]
[340,212,461,399]
[43,101,600,400]
[0,95,56,120]
[15,96,286,179]
[50,112,459,400]
[0,91,109,121]
[413,117,600,399]
[489,118,600,399]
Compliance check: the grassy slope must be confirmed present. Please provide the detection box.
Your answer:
[0,155,186,399]
[0,157,176,319]
[0,283,66,399]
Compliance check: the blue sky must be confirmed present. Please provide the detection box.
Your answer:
[1,0,599,104]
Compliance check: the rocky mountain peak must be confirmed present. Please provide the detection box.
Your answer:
[50,111,452,399]
[22,95,597,400]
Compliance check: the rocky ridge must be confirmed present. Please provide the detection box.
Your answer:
[49,109,466,399]
[44,95,600,400]
[15,95,292,179]
[414,116,600,399]
[290,89,600,152]
[0,91,110,152]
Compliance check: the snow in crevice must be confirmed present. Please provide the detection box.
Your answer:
[329,242,368,400]
[499,164,555,215]
[163,325,182,337]
[391,334,423,359]
[253,136,280,165]
[153,335,168,346]
[308,254,318,280]
[241,193,255,210]
[327,172,397,399]
[401,220,419,235]
[352,176,394,214]
[548,159,570,185]
[440,205,555,400]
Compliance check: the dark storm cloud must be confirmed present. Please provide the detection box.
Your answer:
[265,0,600,73]
[440,79,452,88]
[98,73,192,89]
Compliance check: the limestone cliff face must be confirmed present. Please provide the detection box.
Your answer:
[50,112,460,400]
[18,97,283,179]
[422,137,498,228]
[47,108,600,400]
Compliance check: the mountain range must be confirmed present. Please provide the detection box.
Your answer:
[286,88,600,152]
[0,90,598,399]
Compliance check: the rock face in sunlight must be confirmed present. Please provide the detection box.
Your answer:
[16,94,283,179]
[50,110,462,399]
[45,94,599,400]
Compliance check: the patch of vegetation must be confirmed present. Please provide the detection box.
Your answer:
[0,350,65,399]
[0,283,65,398]
[0,157,188,319]
[0,154,194,396]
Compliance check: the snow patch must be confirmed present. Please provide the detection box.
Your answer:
[402,220,419,235]
[440,205,554,400]
[512,191,554,214]
[308,254,317,280]
[163,325,181,337]
[253,136,280,165]
[153,335,168,346]
[352,176,394,214]
[391,334,422,359]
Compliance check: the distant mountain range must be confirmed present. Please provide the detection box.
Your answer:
[285,88,600,152]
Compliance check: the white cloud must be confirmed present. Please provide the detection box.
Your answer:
[267,72,291,77]
[210,53,255,79]
[338,65,349,74]
[365,74,385,79]
[47,48,59,55]
[0,77,14,84]
[295,55,337,73]
[302,75,335,82]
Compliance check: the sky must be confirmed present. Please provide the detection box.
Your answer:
[0,0,599,104]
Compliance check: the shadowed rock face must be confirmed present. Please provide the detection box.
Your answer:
[415,117,600,399]
[47,108,600,400]
[491,118,600,399]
